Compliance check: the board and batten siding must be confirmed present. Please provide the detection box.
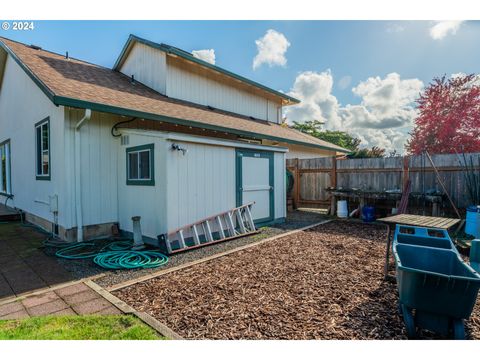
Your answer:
[274,152,286,219]
[119,42,167,94]
[0,54,65,227]
[166,59,281,123]
[119,43,282,123]
[117,131,168,239]
[63,109,121,229]
[165,139,236,232]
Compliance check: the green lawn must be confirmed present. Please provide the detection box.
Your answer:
[0,315,164,340]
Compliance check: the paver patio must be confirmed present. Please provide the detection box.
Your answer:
[0,223,78,300]
[0,282,121,320]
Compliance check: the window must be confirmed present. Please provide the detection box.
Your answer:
[35,117,50,180]
[126,144,154,186]
[0,140,11,195]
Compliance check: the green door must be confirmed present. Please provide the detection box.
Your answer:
[236,149,274,224]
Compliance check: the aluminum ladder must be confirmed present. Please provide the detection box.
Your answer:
[158,203,258,254]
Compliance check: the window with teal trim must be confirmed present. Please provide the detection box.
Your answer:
[126,144,155,186]
[35,117,50,180]
[0,140,11,195]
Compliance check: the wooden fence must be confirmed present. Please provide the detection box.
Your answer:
[286,152,480,214]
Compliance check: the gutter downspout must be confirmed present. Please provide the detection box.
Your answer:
[74,109,92,242]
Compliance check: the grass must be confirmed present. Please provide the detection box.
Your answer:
[0,315,165,340]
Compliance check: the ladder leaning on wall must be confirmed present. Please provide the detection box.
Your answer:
[158,202,258,255]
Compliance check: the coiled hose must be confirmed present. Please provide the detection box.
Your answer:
[93,250,168,269]
[54,240,168,270]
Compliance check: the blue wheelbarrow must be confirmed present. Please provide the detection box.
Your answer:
[393,225,480,339]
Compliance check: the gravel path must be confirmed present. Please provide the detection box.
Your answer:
[114,221,480,340]
[94,210,328,288]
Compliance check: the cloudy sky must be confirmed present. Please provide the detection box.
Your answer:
[2,20,479,153]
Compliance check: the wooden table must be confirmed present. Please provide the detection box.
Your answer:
[377,214,461,279]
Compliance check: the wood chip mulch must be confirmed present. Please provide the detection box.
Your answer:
[114,221,480,340]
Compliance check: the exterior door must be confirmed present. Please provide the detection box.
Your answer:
[236,149,274,224]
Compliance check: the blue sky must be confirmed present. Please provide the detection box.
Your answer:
[1,20,479,152]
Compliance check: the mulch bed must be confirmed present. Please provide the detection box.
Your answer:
[114,221,480,340]
[96,210,328,289]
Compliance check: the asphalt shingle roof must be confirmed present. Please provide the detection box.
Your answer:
[0,37,349,153]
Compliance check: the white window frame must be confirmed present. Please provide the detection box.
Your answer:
[35,117,50,180]
[126,143,155,186]
[0,140,11,195]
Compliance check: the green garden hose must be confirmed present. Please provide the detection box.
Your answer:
[53,240,168,269]
[93,250,168,270]
[55,242,99,259]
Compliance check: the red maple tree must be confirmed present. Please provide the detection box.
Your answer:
[406,74,480,154]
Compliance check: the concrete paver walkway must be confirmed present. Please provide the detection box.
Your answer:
[0,282,121,320]
[0,223,78,300]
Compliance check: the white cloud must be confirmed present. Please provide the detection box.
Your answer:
[286,70,342,129]
[192,49,216,64]
[429,21,464,40]
[253,29,290,70]
[284,71,424,153]
[338,75,352,90]
[451,72,480,86]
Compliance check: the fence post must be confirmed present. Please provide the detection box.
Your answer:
[330,156,337,216]
[402,155,409,190]
[293,158,300,209]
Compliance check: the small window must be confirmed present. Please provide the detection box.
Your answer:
[0,140,11,195]
[126,144,154,186]
[35,117,50,180]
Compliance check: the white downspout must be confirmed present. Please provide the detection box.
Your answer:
[74,109,92,242]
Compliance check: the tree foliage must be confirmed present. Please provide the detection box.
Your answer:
[347,146,386,159]
[406,74,480,155]
[291,120,385,158]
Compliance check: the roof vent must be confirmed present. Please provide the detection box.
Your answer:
[29,44,42,50]
[249,116,256,121]
[207,105,216,111]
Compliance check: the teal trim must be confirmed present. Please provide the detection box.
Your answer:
[126,143,155,186]
[113,34,300,105]
[0,40,56,103]
[235,149,275,224]
[35,117,51,181]
[53,96,348,153]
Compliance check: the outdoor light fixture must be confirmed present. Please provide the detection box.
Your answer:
[171,143,188,155]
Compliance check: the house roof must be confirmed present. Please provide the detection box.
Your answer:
[0,37,350,154]
[113,34,300,106]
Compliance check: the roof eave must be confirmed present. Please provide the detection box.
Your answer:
[54,95,346,153]
[113,34,300,106]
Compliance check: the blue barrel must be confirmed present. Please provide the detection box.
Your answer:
[466,206,480,238]
[362,205,375,222]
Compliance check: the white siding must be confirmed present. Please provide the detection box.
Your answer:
[274,152,286,219]
[0,55,65,228]
[63,109,121,229]
[267,100,280,123]
[117,131,168,239]
[165,140,236,231]
[166,59,281,122]
[118,43,284,122]
[119,42,167,94]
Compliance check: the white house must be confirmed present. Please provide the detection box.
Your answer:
[0,35,348,244]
